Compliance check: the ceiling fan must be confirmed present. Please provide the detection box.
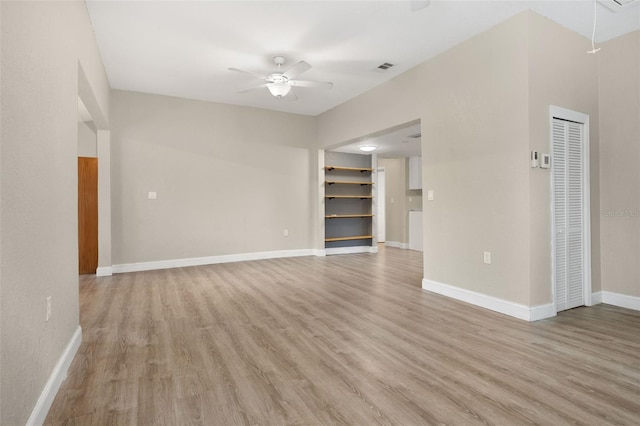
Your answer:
[229,56,333,100]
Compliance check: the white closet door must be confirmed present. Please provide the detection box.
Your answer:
[553,118,585,311]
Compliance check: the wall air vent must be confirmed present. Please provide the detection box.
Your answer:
[377,62,395,70]
[599,0,640,11]
[407,133,422,139]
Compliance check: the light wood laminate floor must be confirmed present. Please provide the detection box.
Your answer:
[46,247,640,425]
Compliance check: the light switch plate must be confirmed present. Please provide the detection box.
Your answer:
[148,192,157,200]
[427,190,434,201]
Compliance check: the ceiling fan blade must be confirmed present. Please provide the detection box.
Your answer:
[290,80,333,89]
[282,61,312,79]
[228,67,268,80]
[284,89,298,102]
[237,83,269,94]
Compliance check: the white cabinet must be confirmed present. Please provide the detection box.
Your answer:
[409,156,422,190]
[409,211,423,252]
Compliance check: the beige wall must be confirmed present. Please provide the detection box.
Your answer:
[0,1,110,424]
[97,130,113,270]
[378,157,423,244]
[421,15,530,304]
[527,12,600,305]
[598,31,640,298]
[378,158,408,243]
[111,90,317,265]
[77,121,97,157]
[319,12,532,304]
[319,12,608,306]
[407,190,422,212]
[318,11,606,308]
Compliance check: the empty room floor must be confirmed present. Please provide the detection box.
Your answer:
[46,247,640,425]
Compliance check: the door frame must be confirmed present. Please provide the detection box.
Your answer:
[79,64,112,275]
[549,105,592,312]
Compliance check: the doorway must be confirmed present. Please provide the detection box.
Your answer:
[323,120,422,255]
[550,106,592,312]
[77,96,98,274]
[78,157,98,274]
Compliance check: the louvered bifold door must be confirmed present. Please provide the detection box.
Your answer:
[552,118,585,312]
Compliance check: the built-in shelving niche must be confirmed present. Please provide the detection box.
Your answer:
[324,151,374,250]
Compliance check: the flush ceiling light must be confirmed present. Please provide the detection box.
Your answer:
[358,145,377,152]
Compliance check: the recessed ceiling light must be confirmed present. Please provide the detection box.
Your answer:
[358,145,377,152]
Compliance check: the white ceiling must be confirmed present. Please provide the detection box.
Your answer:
[331,121,422,158]
[87,0,640,116]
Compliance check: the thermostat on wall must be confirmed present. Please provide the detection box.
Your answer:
[531,151,539,168]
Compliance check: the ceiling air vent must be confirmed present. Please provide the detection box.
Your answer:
[407,133,422,139]
[599,0,640,11]
[377,62,395,70]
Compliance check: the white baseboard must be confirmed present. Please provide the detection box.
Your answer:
[96,266,113,277]
[26,326,82,426]
[591,291,603,305]
[324,246,378,256]
[600,291,640,311]
[422,278,555,322]
[529,303,556,321]
[112,249,315,274]
[385,241,408,249]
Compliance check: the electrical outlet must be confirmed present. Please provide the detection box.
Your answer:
[483,251,491,265]
[46,296,52,322]
[283,229,289,237]
[148,191,157,200]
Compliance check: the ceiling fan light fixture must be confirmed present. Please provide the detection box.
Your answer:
[358,145,377,152]
[268,82,291,98]
[230,57,332,101]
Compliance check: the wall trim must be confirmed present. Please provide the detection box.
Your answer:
[112,249,315,274]
[26,326,82,426]
[385,241,408,250]
[591,291,603,305]
[422,279,556,322]
[96,266,113,277]
[324,246,378,256]
[315,247,381,256]
[601,291,640,311]
[529,303,557,321]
